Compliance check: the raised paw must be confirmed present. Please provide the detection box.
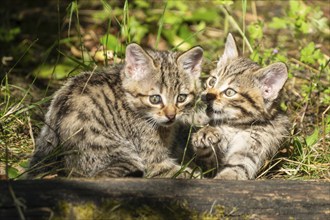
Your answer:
[191,125,221,156]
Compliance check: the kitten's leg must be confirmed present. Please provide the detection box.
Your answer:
[27,126,60,178]
[215,164,251,180]
[95,155,145,178]
[64,146,145,178]
[145,144,195,178]
[191,125,224,176]
[146,159,196,179]
[215,136,260,180]
[215,153,258,180]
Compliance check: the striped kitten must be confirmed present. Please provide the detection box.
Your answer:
[192,34,290,180]
[28,43,203,178]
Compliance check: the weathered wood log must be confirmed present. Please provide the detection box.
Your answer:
[0,179,329,219]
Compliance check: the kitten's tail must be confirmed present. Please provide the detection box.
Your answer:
[26,126,61,179]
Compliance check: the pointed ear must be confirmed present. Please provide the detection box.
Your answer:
[217,33,239,67]
[124,43,155,80]
[257,62,288,101]
[177,46,203,77]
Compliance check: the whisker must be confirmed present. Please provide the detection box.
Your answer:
[210,144,219,172]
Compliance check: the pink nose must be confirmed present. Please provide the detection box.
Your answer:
[166,114,176,120]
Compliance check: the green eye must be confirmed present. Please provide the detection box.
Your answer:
[224,88,236,97]
[149,95,162,104]
[208,76,217,87]
[177,94,187,103]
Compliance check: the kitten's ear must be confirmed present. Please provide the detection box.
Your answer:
[257,62,288,101]
[177,46,203,77]
[124,43,155,80]
[217,33,239,67]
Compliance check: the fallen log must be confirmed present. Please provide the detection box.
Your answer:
[0,179,329,219]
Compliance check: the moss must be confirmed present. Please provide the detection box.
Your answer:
[55,202,96,220]
[53,200,244,220]
[54,199,197,219]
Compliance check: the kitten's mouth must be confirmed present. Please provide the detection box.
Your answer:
[206,105,222,117]
[162,120,176,127]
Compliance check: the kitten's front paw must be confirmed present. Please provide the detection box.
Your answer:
[215,165,250,180]
[192,125,221,156]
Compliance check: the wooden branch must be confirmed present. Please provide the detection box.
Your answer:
[0,179,329,219]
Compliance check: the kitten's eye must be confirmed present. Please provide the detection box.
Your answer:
[177,94,187,103]
[149,95,162,104]
[224,88,237,97]
[208,76,217,87]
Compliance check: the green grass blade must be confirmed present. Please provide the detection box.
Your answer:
[155,1,168,49]
[66,1,76,38]
[1,39,38,114]
[242,0,247,53]
[172,28,204,51]
[57,49,92,70]
[123,0,131,43]
[220,5,253,53]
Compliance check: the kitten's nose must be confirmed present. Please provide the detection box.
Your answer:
[166,114,176,121]
[202,93,217,102]
[164,105,177,121]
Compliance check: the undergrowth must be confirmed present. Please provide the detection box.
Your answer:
[0,0,329,181]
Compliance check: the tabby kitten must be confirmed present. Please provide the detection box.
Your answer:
[192,34,290,180]
[28,43,203,178]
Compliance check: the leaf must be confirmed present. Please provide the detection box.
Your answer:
[129,17,149,43]
[289,0,300,16]
[305,128,319,147]
[19,160,29,169]
[178,25,194,44]
[7,166,19,179]
[280,101,288,111]
[300,43,314,64]
[250,50,261,63]
[275,54,288,63]
[269,17,287,29]
[167,1,188,11]
[100,34,120,51]
[295,18,310,34]
[34,62,79,79]
[134,0,149,8]
[289,0,311,18]
[247,22,263,41]
[0,27,21,42]
[213,0,234,5]
[164,11,183,25]
[189,8,219,23]
[300,42,323,65]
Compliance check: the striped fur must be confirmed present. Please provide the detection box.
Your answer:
[192,34,290,180]
[28,43,203,178]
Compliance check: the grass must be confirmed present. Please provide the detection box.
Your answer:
[0,0,329,181]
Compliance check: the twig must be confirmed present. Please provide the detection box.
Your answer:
[27,115,35,149]
[209,200,218,215]
[81,65,98,94]
[299,102,308,125]
[289,58,319,74]
[257,158,283,179]
[8,182,26,220]
[322,105,330,148]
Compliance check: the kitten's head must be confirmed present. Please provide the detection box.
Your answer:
[122,43,203,127]
[202,33,288,125]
